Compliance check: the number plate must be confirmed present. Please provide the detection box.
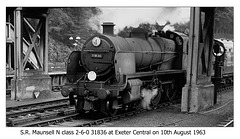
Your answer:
[91,54,103,58]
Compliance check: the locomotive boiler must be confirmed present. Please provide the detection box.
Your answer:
[61,22,188,115]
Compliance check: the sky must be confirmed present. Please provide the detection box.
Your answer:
[97,7,190,33]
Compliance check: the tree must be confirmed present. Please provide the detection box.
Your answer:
[48,7,102,63]
[117,26,134,38]
[117,21,171,37]
[172,21,190,34]
[214,7,233,37]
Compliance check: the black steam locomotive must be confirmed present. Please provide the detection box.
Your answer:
[61,22,212,116]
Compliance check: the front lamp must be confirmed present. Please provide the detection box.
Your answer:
[87,71,97,81]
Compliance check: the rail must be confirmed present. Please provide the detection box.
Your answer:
[7,98,180,127]
[217,116,234,127]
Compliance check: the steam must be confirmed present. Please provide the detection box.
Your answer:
[98,7,190,33]
[141,88,158,110]
[162,24,175,32]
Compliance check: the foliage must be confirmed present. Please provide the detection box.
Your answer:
[117,21,171,38]
[117,7,233,39]
[117,26,134,38]
[47,7,233,63]
[172,21,190,34]
[48,8,101,62]
[214,7,233,35]
[48,36,71,62]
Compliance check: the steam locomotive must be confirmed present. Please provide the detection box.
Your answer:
[61,22,232,116]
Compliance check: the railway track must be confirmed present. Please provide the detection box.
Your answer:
[216,85,233,127]
[217,116,233,127]
[6,97,180,127]
[6,85,233,127]
[6,99,76,127]
[51,99,181,127]
[158,87,233,127]
[7,99,69,116]
[217,85,233,93]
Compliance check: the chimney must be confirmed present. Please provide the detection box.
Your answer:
[102,22,115,35]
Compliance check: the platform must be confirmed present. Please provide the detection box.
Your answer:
[6,91,65,108]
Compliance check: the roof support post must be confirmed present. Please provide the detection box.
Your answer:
[10,7,51,100]
[181,7,215,113]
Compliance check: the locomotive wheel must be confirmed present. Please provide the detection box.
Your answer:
[165,83,176,102]
[75,97,86,114]
[106,100,118,116]
[151,90,162,106]
[69,92,76,106]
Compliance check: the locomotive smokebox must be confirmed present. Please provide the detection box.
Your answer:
[102,22,115,35]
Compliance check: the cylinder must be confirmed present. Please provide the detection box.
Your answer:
[121,79,142,104]
[96,88,111,99]
[61,86,71,97]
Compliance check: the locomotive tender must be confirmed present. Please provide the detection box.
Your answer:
[61,22,189,115]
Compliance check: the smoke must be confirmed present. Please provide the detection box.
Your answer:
[98,7,190,33]
[88,15,101,31]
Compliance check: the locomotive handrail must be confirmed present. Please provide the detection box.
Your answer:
[126,69,185,78]
[114,51,177,70]
[116,50,176,54]
[82,49,113,53]
[139,55,177,70]
[93,61,112,64]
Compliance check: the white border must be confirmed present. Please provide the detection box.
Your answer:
[1,0,239,139]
